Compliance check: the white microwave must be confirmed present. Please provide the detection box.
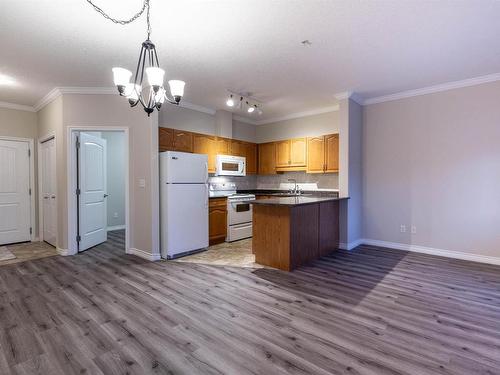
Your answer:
[215,155,246,176]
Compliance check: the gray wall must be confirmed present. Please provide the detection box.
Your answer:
[232,120,257,142]
[159,105,216,135]
[255,111,339,143]
[363,80,500,259]
[101,132,126,229]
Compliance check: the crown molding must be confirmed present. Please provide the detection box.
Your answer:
[334,91,364,105]
[254,105,339,126]
[363,72,500,105]
[33,87,63,111]
[0,101,36,112]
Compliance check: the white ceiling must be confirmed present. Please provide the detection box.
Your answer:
[1,0,500,121]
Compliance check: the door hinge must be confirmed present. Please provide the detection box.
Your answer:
[76,235,81,242]
[76,137,80,149]
[29,188,31,196]
[76,188,81,195]
[30,227,32,235]
[28,149,31,157]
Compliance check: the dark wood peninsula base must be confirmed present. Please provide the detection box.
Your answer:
[252,197,348,271]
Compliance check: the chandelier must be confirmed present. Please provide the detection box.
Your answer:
[87,0,185,116]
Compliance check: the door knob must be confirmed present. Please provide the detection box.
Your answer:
[51,195,56,199]
[104,194,109,198]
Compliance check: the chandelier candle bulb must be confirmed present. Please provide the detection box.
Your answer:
[168,80,185,102]
[112,67,132,91]
[146,67,165,90]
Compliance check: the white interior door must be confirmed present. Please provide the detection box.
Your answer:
[78,132,107,251]
[41,138,57,247]
[0,139,31,245]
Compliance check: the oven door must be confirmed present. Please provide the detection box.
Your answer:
[216,156,246,176]
[228,201,253,225]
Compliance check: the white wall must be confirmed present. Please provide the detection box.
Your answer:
[363,80,500,259]
[255,111,339,143]
[159,105,216,135]
[232,120,257,142]
[101,132,125,229]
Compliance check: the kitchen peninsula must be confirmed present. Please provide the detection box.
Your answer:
[252,196,349,271]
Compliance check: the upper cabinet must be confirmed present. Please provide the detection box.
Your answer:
[275,138,307,171]
[159,128,338,175]
[258,142,276,175]
[193,133,217,173]
[306,134,339,173]
[324,134,339,173]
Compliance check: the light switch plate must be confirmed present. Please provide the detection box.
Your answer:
[139,178,146,188]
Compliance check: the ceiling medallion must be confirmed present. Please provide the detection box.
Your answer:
[87,0,185,116]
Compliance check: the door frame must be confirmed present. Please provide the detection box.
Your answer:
[67,126,130,255]
[0,136,36,242]
[37,133,57,245]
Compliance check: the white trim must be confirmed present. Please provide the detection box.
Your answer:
[127,247,162,261]
[0,101,36,112]
[67,126,130,256]
[34,88,61,112]
[150,113,161,259]
[338,238,363,251]
[363,72,500,105]
[107,225,126,232]
[334,91,364,105]
[37,133,57,245]
[361,239,500,266]
[57,247,76,256]
[254,105,340,126]
[0,136,36,243]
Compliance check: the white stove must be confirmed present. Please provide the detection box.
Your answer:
[209,183,255,242]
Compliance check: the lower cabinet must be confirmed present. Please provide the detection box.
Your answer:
[209,197,227,245]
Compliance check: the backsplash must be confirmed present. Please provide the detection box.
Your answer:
[257,172,338,190]
[209,172,338,190]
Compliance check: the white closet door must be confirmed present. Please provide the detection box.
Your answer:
[41,138,57,247]
[0,139,31,245]
[78,133,107,251]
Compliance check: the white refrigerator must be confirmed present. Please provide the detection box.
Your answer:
[160,151,209,259]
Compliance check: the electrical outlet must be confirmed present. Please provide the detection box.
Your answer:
[138,178,146,188]
[400,224,406,233]
[411,225,417,234]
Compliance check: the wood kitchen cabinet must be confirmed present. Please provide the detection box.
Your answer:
[306,134,339,173]
[159,128,174,152]
[275,138,307,170]
[193,133,217,173]
[324,134,339,173]
[209,197,227,245]
[258,142,276,175]
[244,142,257,174]
[173,130,193,152]
[216,137,230,155]
[230,140,245,157]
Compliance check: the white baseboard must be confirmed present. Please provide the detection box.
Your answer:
[107,225,126,232]
[127,247,162,261]
[339,238,364,251]
[57,247,77,256]
[362,239,500,266]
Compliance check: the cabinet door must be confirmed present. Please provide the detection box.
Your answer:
[306,136,325,173]
[193,133,216,173]
[173,130,193,153]
[258,142,276,174]
[275,140,291,167]
[290,138,307,167]
[159,128,174,152]
[325,134,339,173]
[230,140,245,157]
[216,137,230,156]
[209,206,227,245]
[245,142,258,174]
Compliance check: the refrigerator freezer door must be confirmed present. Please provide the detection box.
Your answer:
[160,151,208,184]
[161,183,209,259]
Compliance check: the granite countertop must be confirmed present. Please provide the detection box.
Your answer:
[238,188,339,194]
[251,196,349,207]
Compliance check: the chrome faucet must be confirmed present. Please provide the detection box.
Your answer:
[288,178,298,195]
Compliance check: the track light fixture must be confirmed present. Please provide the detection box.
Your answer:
[225,92,262,115]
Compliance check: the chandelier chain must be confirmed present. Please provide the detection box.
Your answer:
[85,0,150,31]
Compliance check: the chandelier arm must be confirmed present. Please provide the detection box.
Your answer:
[133,45,145,86]
[139,47,147,87]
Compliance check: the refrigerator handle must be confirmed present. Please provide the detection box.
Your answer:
[205,183,209,208]
[205,162,209,183]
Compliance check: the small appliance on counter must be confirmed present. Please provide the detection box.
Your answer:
[160,151,209,259]
[209,182,255,242]
[215,155,246,176]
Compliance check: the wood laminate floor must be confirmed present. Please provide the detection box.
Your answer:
[1,230,500,374]
[0,241,58,266]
